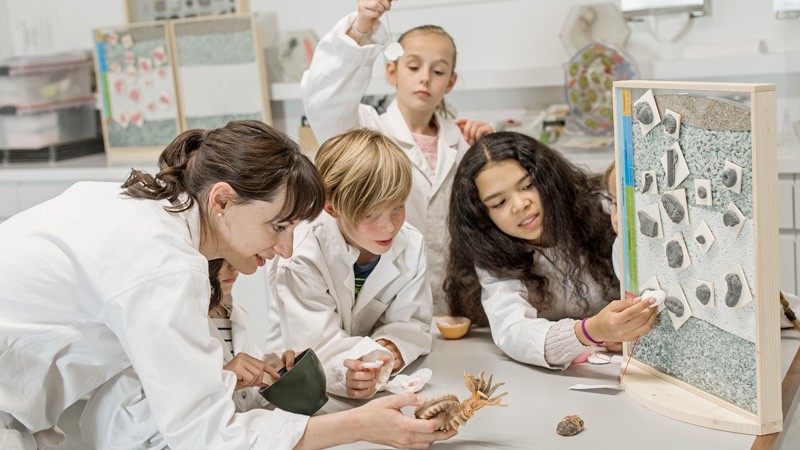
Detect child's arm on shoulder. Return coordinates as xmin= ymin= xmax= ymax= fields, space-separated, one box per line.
xmin=455 ymin=118 xmax=494 ymax=145
xmin=300 ymin=6 xmax=391 ymax=142
xmin=371 ymin=243 xmax=433 ymax=373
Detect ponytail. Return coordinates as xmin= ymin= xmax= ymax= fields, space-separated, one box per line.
xmin=120 ymin=120 xmax=325 ymax=224
xmin=122 ymin=129 xmax=205 ymax=212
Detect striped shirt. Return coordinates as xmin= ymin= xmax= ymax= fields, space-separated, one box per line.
xmin=353 ymin=256 xmax=381 ymax=297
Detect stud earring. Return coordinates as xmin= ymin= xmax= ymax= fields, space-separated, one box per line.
xmin=217 ymin=212 xmax=222 ymax=218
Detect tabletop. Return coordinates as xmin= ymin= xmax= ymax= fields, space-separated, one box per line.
xmin=323 ymin=327 xmax=800 ymax=450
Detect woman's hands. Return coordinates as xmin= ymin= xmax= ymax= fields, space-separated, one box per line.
xmin=298 ymin=393 xmax=457 ymax=449
xmin=349 ymin=0 xmax=395 ymax=42
xmin=576 ymin=296 xmax=658 ymax=345
xmin=343 ymin=355 xmax=391 ymax=399
xmin=351 ymin=394 xmax=458 ymax=449
xmin=455 ymin=118 xmax=494 ymax=145
xmin=223 ymin=353 xmax=281 ymax=390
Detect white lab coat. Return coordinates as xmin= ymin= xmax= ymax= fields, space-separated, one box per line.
xmin=266 ymin=213 xmax=433 ymax=398
xmin=477 ymin=249 xmax=613 ymax=369
xmin=79 ymin=305 xmax=272 ymax=449
xmin=302 ymin=12 xmax=470 ymax=313
xmin=0 ymin=182 xmax=308 ymax=449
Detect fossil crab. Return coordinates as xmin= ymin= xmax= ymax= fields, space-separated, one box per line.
xmin=414 ymin=371 xmax=508 ymax=431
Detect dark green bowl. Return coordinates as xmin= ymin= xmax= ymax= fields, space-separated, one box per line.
xmin=259 ymin=348 xmax=328 ymax=416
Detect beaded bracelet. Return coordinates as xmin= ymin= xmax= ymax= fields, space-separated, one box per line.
xmin=581 ymin=317 xmax=605 ymax=345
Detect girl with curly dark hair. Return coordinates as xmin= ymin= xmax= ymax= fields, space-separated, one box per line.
xmin=444 ymin=132 xmax=656 ymax=368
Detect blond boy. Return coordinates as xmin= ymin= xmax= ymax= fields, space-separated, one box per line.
xmin=266 ymin=128 xmax=432 ymax=399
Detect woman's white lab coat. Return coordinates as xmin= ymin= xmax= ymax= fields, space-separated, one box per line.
xmin=266 ymin=212 xmax=433 ymax=398
xmin=0 ymin=182 xmax=308 ymax=449
xmin=79 ymin=305 xmax=271 ymax=449
xmin=301 ymin=12 xmax=470 ymax=313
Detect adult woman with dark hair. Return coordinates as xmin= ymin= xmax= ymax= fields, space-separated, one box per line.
xmin=444 ymin=131 xmax=657 ymax=369
xmin=0 ymin=120 xmax=453 ymax=449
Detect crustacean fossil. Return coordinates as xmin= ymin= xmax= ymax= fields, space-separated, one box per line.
xmin=414 ymin=371 xmax=508 ymax=431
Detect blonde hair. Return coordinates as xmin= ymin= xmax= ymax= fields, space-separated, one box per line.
xmin=315 ymin=128 xmax=412 ymax=226
xmin=603 ymin=162 xmax=616 ymax=192
xmin=396 ymin=25 xmax=458 ymax=119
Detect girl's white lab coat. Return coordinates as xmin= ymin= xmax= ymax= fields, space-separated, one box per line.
xmin=302 ymin=12 xmax=470 ymax=313
xmin=266 ymin=212 xmax=433 ymax=398
xmin=80 ymin=305 xmax=271 ymax=449
xmin=477 ymin=249 xmax=613 ymax=369
xmin=0 ymin=182 xmax=308 ymax=449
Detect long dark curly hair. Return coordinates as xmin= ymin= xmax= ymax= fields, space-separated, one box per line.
xmin=444 ymin=132 xmax=618 ymax=325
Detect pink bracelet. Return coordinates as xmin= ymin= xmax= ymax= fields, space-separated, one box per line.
xmin=581 ymin=317 xmax=605 ymax=345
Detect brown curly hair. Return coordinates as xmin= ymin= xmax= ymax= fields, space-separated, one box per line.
xmin=444 ymin=132 xmax=618 ymax=325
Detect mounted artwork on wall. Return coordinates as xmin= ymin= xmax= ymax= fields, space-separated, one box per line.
xmin=125 ymin=0 xmax=250 ymax=23
xmin=93 ymin=22 xmax=181 ymax=164
xmin=613 ymin=80 xmax=780 ymax=435
xmin=170 ymin=14 xmax=271 ymax=131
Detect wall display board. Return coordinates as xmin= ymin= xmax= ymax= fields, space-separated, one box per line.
xmin=93 ymin=22 xmax=181 ymax=164
xmin=126 ymin=0 xmax=249 ymax=23
xmin=613 ymin=80 xmax=781 ymax=435
xmin=170 ymin=14 xmax=271 ymax=131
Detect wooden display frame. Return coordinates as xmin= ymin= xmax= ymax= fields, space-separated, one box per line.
xmin=613 ymin=80 xmax=781 ymax=435
xmin=169 ymin=13 xmax=271 ymax=132
xmin=93 ymin=22 xmax=182 ymax=165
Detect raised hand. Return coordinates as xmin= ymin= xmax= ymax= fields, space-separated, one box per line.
xmin=455 ymin=118 xmax=494 ymax=145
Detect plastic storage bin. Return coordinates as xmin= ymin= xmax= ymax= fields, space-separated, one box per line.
xmin=0 ymin=97 xmax=98 ymax=149
xmin=0 ymin=52 xmax=93 ymax=109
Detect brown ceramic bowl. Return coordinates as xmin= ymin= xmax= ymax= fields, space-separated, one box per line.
xmin=435 ymin=316 xmax=471 ymax=339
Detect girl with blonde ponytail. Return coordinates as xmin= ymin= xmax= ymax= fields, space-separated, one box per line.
xmin=0 ymin=120 xmax=455 ymax=449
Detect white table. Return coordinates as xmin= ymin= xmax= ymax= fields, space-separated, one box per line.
xmin=54 ymin=327 xmax=800 ymax=450
xmin=322 ymin=327 xmax=800 ymax=450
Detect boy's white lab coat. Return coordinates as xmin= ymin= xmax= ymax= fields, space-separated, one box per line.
xmin=0 ymin=182 xmax=308 ymax=449
xmin=302 ymin=12 xmax=470 ymax=313
xmin=266 ymin=213 xmax=433 ymax=398
xmin=80 ymin=305 xmax=271 ymax=449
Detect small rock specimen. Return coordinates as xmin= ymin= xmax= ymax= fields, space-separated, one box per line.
xmin=661 ymin=193 xmax=685 ymax=223
xmin=721 ymin=168 xmax=738 ymax=188
xmin=696 ymin=235 xmax=706 ymax=245
xmin=723 ymin=210 xmax=740 ymax=228
xmin=725 ymin=273 xmax=743 ymax=307
xmin=635 ymin=102 xmax=654 ymax=125
xmin=556 ymin=415 xmax=584 ymax=436
xmin=642 ymin=172 xmax=654 ymax=193
xmin=638 ymin=210 xmax=659 ymax=237
xmin=666 ymin=240 xmax=684 ymax=268
xmin=662 ymin=114 xmax=677 ymax=134
xmin=667 ymin=148 xmax=676 ymax=187
xmin=665 ymin=296 xmax=685 ymax=317
xmin=696 ymin=284 xmax=711 ymax=305
xmin=697 ymin=186 xmax=707 ymax=199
